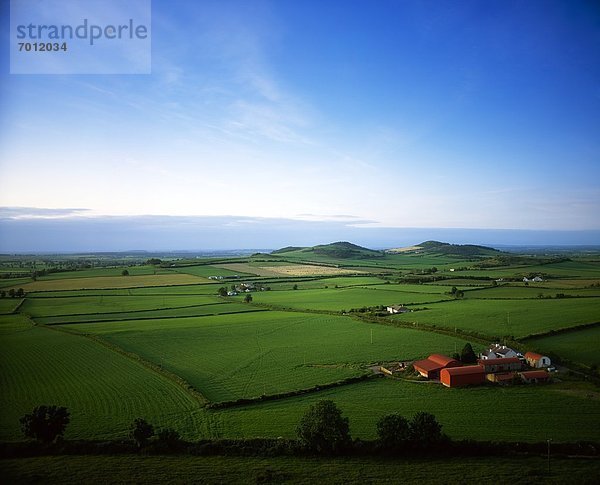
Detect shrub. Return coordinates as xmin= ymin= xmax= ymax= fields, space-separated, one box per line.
xmin=296 ymin=400 xmax=351 ymax=454
xmin=130 ymin=418 xmax=154 ymax=448
xmin=20 ymin=405 xmax=70 ymax=443
xmin=376 ymin=413 xmax=411 ymax=449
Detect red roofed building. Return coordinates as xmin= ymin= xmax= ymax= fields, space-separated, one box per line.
xmin=413 ymin=354 xmax=461 ymax=379
xmin=524 ymin=352 xmax=551 ymax=368
xmin=477 ymin=357 xmax=522 ymax=373
xmin=520 ymin=370 xmax=551 ymax=384
xmin=440 ymin=366 xmax=486 ymax=387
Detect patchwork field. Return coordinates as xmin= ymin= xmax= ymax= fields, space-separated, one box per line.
xmin=213 ymin=263 xmax=363 ymax=277
xmin=64 ymin=312 xmax=475 ymax=402
xmin=13 ymin=273 xmax=207 ymax=292
xmin=1 ymin=246 xmax=600 ymax=447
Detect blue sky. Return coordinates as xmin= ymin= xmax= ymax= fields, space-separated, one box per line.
xmin=0 ymin=0 xmax=599 ymax=250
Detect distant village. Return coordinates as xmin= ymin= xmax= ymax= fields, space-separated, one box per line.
xmin=381 ymin=343 xmax=554 ymax=388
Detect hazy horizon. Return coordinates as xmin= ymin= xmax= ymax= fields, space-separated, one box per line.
xmin=1 ymin=208 xmax=598 ymax=253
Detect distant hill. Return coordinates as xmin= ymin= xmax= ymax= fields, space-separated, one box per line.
xmin=387 ymin=240 xmax=500 ymax=257
xmin=271 ymin=241 xmax=384 ymax=259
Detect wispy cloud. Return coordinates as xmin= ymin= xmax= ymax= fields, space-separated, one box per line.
xmin=0 ymin=207 xmax=90 ymax=220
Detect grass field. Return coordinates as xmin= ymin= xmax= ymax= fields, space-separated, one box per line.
xmin=3 ymin=247 xmax=600 ymax=450
xmin=214 ymin=377 xmax=600 ymax=442
xmin=392 ymin=298 xmax=600 ymax=338
xmin=64 ymin=311 xmax=476 ymax=403
xmin=22 ymin=294 xmax=222 ymax=318
xmin=0 ymin=314 xmax=205 ymax=441
xmin=14 ymin=274 xmax=207 ymax=292
xmin=3 ymin=455 xmax=599 ymax=484
xmin=214 ymin=262 xmax=362 ymax=277
xmin=248 ymin=286 xmax=451 ymax=311
xmin=527 ymin=326 xmax=600 ymax=367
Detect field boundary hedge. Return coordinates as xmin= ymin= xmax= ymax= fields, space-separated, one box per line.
xmin=520 ymin=321 xmax=600 ymax=341
xmin=206 ymin=374 xmax=377 ymax=410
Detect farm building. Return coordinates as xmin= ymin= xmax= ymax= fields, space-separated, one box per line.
xmin=520 ymin=370 xmax=551 ymax=384
xmin=524 ymin=352 xmax=551 ymax=368
xmin=480 ymin=343 xmax=519 ymax=360
xmin=486 ymin=372 xmax=516 ymax=385
xmin=477 ymin=357 xmax=522 ymax=373
xmin=414 ymin=354 xmax=461 ymax=379
xmin=440 ymin=366 xmax=486 ymax=388
xmin=387 ymin=305 xmax=410 ymax=314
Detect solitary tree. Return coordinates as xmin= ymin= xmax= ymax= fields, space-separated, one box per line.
xmin=15 ymin=288 xmax=24 ymax=298
xmin=410 ymin=412 xmax=442 ymax=447
xmin=460 ymin=343 xmax=478 ymax=364
xmin=20 ymin=405 xmax=70 ymax=443
xmin=297 ymin=400 xmax=351 ymax=454
xmin=8 ymin=288 xmax=15 ymax=298
xmin=293 ymin=284 xmax=298 ymax=290
xmin=218 ymin=287 xmax=228 ymax=297
xmin=121 ymin=269 xmax=130 ymax=276
xmin=130 ymin=418 xmax=154 ymax=448
xmin=376 ymin=413 xmax=411 ymax=449
xmin=244 ymin=294 xmax=253 ymax=303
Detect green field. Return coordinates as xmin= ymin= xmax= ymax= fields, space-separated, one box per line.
xmin=64 ymin=311 xmax=475 ymax=402
xmin=3 ymin=455 xmax=599 ymax=484
xmin=2 ymin=246 xmax=600 ymax=448
xmin=392 ymin=298 xmax=600 ymax=338
xmin=0 ymin=315 xmax=204 ymax=441
xmin=248 ymin=286 xmax=451 ymax=311
xmin=527 ymin=326 xmax=600 ymax=367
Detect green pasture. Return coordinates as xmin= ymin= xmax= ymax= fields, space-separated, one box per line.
xmin=173 ymin=264 xmax=255 ymax=278
xmin=214 ymin=377 xmax=600 ymax=443
xmin=65 ymin=311 xmax=476 ymax=403
xmin=464 ymin=285 xmax=600 ymax=299
xmin=35 ymin=302 xmax=262 ymax=325
xmin=0 ymin=298 xmax=22 ymax=314
xmin=266 ymin=276 xmax=386 ymax=291
xmin=22 ymin=294 xmax=221 ymax=317
xmin=35 ymin=265 xmax=167 ymax=280
xmin=392 ymin=298 xmax=600 ymax=338
xmin=248 ymin=287 xmax=451 ymax=311
xmin=3 ymin=455 xmax=600 ymax=484
xmin=0 ymin=314 xmax=204 ymax=441
xmin=526 ymin=326 xmax=600 ymax=367
xmin=27 ymin=283 xmax=223 ymax=298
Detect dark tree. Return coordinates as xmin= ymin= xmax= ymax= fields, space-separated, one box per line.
xmin=8 ymin=288 xmax=15 ymax=298
xmin=244 ymin=294 xmax=253 ymax=303
xmin=0 ymin=290 xmax=5 ymax=298
xmin=146 ymin=258 xmax=162 ymax=265
xmin=410 ymin=412 xmax=442 ymax=447
xmin=450 ymin=286 xmax=457 ymax=295
xmin=460 ymin=343 xmax=478 ymax=364
xmin=130 ymin=418 xmax=154 ymax=448
xmin=20 ymin=405 xmax=70 ymax=443
xmin=293 ymin=284 xmax=298 ymax=290
xmin=121 ymin=269 xmax=130 ymax=276
xmin=156 ymin=428 xmax=182 ymax=451
xmin=218 ymin=287 xmax=228 ymax=297
xmin=296 ymin=400 xmax=351 ymax=454
xmin=15 ymin=288 xmax=25 ymax=298
xmin=376 ymin=413 xmax=411 ymax=449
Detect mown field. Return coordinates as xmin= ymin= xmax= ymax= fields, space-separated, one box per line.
xmin=0 ymin=315 xmax=205 ymax=441
xmin=1 ymin=247 xmax=600 ymax=447
xmin=64 ymin=311 xmax=476 ymax=402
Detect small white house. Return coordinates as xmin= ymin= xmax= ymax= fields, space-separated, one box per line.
xmin=387 ymin=305 xmax=410 ymax=314
xmin=480 ymin=343 xmax=519 ymax=360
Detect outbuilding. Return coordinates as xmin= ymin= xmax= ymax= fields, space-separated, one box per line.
xmin=440 ymin=366 xmax=486 ymax=388
xmin=520 ymin=370 xmax=550 ymax=384
xmin=477 ymin=357 xmax=522 ymax=373
xmin=524 ymin=352 xmax=551 ymax=368
xmin=414 ymin=354 xmax=461 ymax=379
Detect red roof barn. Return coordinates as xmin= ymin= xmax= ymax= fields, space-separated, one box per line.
xmin=440 ymin=366 xmax=486 ymax=388
xmin=520 ymin=370 xmax=551 ymax=384
xmin=414 ymin=354 xmax=461 ymax=379
xmin=477 ymin=357 xmax=522 ymax=373
xmin=524 ymin=352 xmax=551 ymax=368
